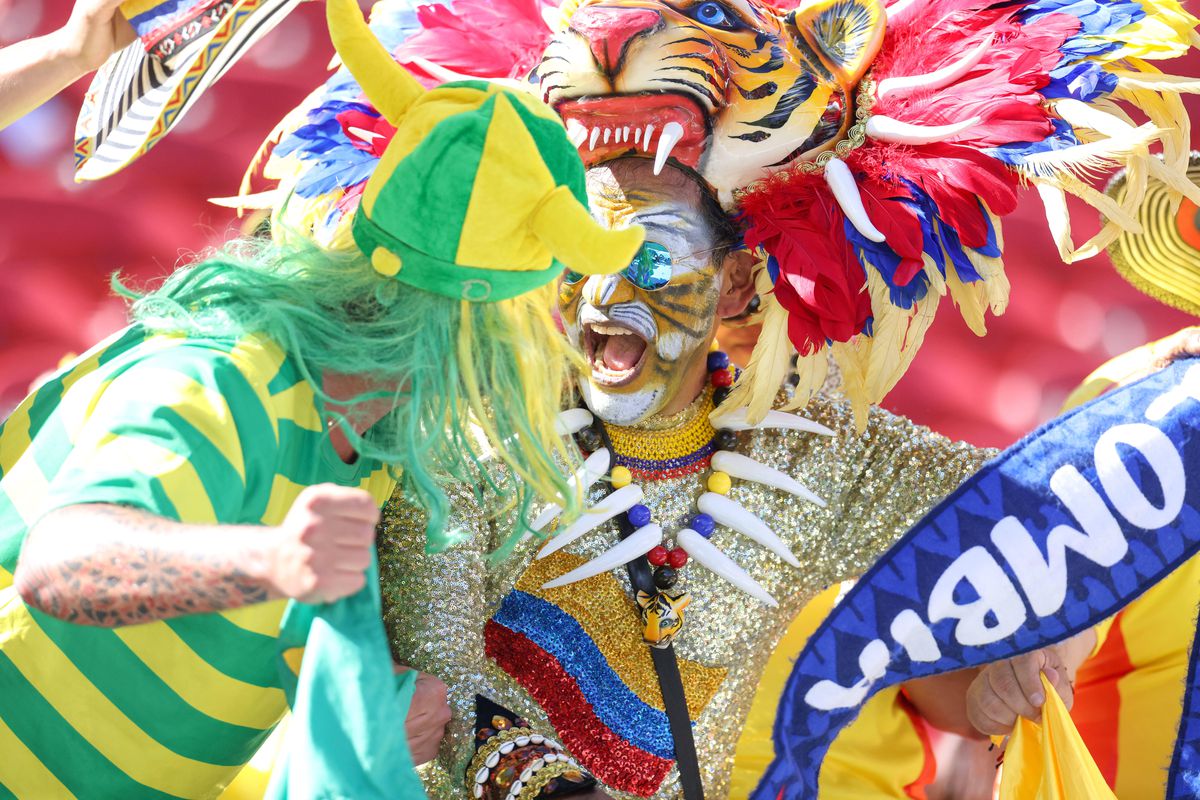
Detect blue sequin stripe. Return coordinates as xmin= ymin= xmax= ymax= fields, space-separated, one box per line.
xmin=492 ymin=591 xmax=677 ymax=759
xmin=613 ymin=440 xmax=716 ymax=474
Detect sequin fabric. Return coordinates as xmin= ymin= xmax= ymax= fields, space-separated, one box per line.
xmin=604 ymin=385 xmax=718 ymax=479
xmin=377 ymin=390 xmax=993 ymax=799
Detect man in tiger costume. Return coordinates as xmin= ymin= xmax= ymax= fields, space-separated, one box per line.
xmin=374 ymin=154 xmax=997 ymax=800
xmin=364 ymin=1 xmax=1199 ymax=797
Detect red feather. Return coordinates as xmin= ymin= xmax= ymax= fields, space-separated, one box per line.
xmin=395 ymin=0 xmax=554 ymax=81
xmin=740 ymin=175 xmax=871 ymax=352
xmin=873 ymin=2 xmax=1080 ymax=149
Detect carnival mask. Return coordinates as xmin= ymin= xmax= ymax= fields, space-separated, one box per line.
xmin=540 ymin=0 xmax=885 ymax=203
xmin=560 ymin=159 xmax=732 ymax=425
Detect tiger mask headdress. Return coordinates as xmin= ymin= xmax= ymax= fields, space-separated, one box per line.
xmin=540 ymin=0 xmax=886 ymax=203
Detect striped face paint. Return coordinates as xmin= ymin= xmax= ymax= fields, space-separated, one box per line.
xmin=559 ymin=161 xmax=722 ymax=425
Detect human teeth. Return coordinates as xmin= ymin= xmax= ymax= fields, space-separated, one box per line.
xmin=588 ymin=127 xmax=601 ymax=150
xmin=590 ymin=323 xmax=634 ymax=336
xmin=603 ymin=128 xmax=611 ymax=144
xmin=654 ymin=121 xmax=684 ymax=175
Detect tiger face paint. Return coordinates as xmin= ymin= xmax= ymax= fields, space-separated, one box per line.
xmin=540 ymin=0 xmax=885 ymax=203
xmin=559 ymin=160 xmax=724 ymax=425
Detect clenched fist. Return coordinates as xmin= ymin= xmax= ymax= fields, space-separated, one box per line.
xmin=265 ymin=484 xmax=380 ymax=603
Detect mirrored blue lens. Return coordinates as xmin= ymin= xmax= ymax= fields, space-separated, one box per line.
xmin=562 ymin=269 xmax=585 ymax=284
xmin=623 ymin=243 xmax=673 ymax=291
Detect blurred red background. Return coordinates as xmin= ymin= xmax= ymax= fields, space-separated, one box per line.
xmin=0 ymin=0 xmax=1197 ymax=447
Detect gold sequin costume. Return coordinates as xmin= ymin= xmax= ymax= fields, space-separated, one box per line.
xmin=377 ymin=390 xmax=991 ymax=799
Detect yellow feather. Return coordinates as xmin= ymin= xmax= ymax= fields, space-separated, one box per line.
xmin=1016 ymin=124 xmax=1164 ymax=183
xmin=719 ymin=262 xmax=796 ymax=424
xmin=945 ymin=269 xmax=988 ymax=336
xmin=781 ymin=353 xmax=830 ymax=413
xmin=1147 ymin=156 xmax=1200 ymax=206
xmin=1126 ymin=59 xmax=1193 ymax=177
xmin=831 ymin=341 xmax=871 ymax=432
xmin=861 ymin=269 xmax=938 ymax=402
xmin=1035 ymin=183 xmax=1075 ymax=263
xmin=922 ymin=254 xmax=947 ymax=297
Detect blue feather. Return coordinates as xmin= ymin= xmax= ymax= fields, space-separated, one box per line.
xmin=843 ymin=219 xmax=930 ymax=309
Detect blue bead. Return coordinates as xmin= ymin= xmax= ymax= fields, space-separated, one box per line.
xmin=691 ymin=513 xmax=714 ymax=537
xmin=706 ymin=351 xmax=729 ymax=372
xmin=628 ymin=504 xmax=652 ymax=528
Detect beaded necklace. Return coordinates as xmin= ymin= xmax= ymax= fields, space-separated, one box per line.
xmin=540 ymin=349 xmax=833 ymax=647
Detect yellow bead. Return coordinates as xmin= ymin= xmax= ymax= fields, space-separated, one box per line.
xmin=709 ymin=339 xmax=722 ymax=352
xmin=611 ymin=466 xmax=632 ymax=488
xmin=707 ymin=471 xmax=732 ymax=495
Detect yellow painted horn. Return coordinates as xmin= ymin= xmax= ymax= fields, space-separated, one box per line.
xmin=529 ymin=186 xmax=645 ymax=275
xmin=326 ymin=0 xmax=424 ymax=125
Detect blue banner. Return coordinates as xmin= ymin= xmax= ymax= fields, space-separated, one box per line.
xmin=753 ymin=359 xmax=1200 ymax=799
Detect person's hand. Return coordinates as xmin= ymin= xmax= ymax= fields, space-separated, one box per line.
xmin=53 ymin=0 xmax=136 ymax=74
xmin=965 ymin=645 xmax=1074 ymax=735
xmin=265 ymin=484 xmax=380 ymax=603
xmin=395 ymin=666 xmax=452 ymax=765
xmin=1148 ymin=326 xmax=1200 ymax=369
xmin=1113 ymin=326 xmax=1200 ymax=388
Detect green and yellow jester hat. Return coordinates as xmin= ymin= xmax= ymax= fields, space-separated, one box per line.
xmin=327 ymin=0 xmax=643 ymax=302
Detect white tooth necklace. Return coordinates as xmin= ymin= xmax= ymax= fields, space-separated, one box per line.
xmin=541 ymin=350 xmax=832 ymax=647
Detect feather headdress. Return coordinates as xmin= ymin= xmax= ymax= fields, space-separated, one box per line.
xmin=233 ymin=0 xmax=1200 ymax=427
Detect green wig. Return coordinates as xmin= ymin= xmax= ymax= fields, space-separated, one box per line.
xmin=118 ymin=236 xmax=584 ymax=555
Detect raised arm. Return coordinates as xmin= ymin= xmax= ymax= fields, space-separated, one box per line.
xmin=14 ymin=483 xmax=379 ymax=627
xmin=0 ymin=0 xmax=134 ymax=130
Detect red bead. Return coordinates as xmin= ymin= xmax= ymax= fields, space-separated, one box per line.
xmin=667 ymin=548 xmax=689 ymax=568
xmin=647 ymin=546 xmax=669 ymax=567
xmin=710 ymin=369 xmax=733 ymax=388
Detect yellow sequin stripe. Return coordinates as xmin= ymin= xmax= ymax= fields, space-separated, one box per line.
xmin=516 ymin=552 xmax=726 ymax=717
xmin=603 ymin=390 xmax=717 ymax=463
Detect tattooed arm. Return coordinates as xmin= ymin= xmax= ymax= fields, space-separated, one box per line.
xmin=14 ymin=483 xmax=380 ymax=627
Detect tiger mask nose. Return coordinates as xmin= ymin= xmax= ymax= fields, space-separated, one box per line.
xmin=571 ymin=6 xmax=663 ymax=74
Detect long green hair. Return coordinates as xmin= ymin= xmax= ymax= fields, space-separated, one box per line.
xmin=118 ymin=236 xmax=582 ymax=555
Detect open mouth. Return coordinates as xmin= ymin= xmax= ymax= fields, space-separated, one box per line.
xmin=583 ymin=320 xmax=650 ymax=387
xmin=557 ymin=94 xmax=708 ymax=172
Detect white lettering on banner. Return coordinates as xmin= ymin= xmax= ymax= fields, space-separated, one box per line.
xmin=991 ymin=468 xmax=1127 ymax=617
xmin=803 ymin=366 xmax=1198 ymax=712
xmin=928 ymin=547 xmax=1026 ymax=646
xmin=1095 ymin=423 xmax=1186 ymax=529
xmin=804 ymin=639 xmax=889 ymax=710
xmin=1145 ymin=363 xmax=1200 ymax=422
xmin=890 ymin=609 xmax=941 ymax=662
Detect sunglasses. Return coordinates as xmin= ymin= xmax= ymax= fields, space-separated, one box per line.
xmin=563 ymin=242 xmax=674 ymax=291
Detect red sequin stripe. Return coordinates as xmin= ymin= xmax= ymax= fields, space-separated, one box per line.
xmin=484 ymin=620 xmax=672 ymax=797
xmin=629 ymin=456 xmax=713 ymax=482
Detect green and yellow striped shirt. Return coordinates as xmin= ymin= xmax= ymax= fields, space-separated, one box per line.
xmin=0 ymin=325 xmax=396 ymax=799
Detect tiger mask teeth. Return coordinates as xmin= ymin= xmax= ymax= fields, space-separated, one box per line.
xmin=555 ymin=94 xmax=707 ymax=170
